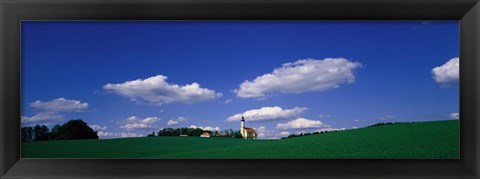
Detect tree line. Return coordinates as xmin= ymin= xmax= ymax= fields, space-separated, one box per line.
xmin=21 ymin=119 xmax=98 ymax=142
xmin=367 ymin=121 xmax=415 ymax=128
xmin=282 ymin=130 xmax=343 ymax=139
xmin=148 ymin=127 xmax=243 ymax=138
xmin=281 ymin=121 xmax=417 ymax=139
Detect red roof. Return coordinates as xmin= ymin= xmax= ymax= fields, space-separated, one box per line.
xmin=201 ymin=132 xmax=210 ymax=136
xmin=244 ymin=128 xmax=256 ymax=133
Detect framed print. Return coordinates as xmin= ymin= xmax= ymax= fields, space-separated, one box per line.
xmin=1 ymin=0 xmax=479 ymax=178
xmin=19 ymin=20 xmax=460 ymax=159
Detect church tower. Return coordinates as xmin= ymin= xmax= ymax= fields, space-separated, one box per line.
xmin=240 ymin=116 xmax=245 ymax=137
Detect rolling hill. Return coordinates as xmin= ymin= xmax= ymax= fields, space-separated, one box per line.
xmin=22 ymin=120 xmax=459 ymax=158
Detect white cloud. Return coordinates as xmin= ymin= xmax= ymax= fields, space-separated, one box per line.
xmin=203 ymin=126 xmax=221 ymax=131
xmin=255 ymin=126 xmax=268 ymax=138
xmin=167 ymin=120 xmax=179 ymax=126
xmin=234 ymin=58 xmax=362 ymax=98
xmin=278 ymin=131 xmax=291 ymax=136
xmin=167 ymin=117 xmax=187 ymax=126
xmin=120 ymin=116 xmax=160 ymax=131
xmin=23 ymin=98 xmax=89 ymax=126
xmin=21 ymin=112 xmax=64 ymax=124
xmin=97 ymin=131 xmax=143 ymax=138
xmin=90 ymin=124 xmax=107 ymax=131
xmin=254 ymin=126 xmax=290 ymax=139
xmin=97 ymin=131 xmax=116 ymax=137
xmin=189 ymin=125 xmax=221 ymax=131
xmin=432 ymin=57 xmax=459 ymax=86
xmin=276 ymin=118 xmax=327 ymax=130
xmin=103 ymin=75 xmax=222 ymax=105
xmin=255 ymin=122 xmax=343 ymax=139
xmin=120 ymin=132 xmax=143 ymax=138
xmin=378 ymin=115 xmax=395 ymax=120
xmin=450 ymin=112 xmax=459 ymax=119
xmin=224 ymin=99 xmax=232 ymax=104
xmin=30 ymin=98 xmax=89 ymax=112
xmin=225 ymin=106 xmax=306 ymax=122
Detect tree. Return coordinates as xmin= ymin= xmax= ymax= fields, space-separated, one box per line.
xmin=49 ymin=124 xmax=62 ymax=140
xmin=157 ymin=127 xmax=207 ymax=136
xmin=33 ymin=125 xmax=49 ymax=141
xmin=233 ymin=130 xmax=243 ymax=138
xmin=21 ymin=126 xmax=33 ymax=142
xmin=190 ymin=128 xmax=204 ymax=136
xmin=54 ymin=119 xmax=98 ymax=140
xmin=147 ymin=131 xmax=155 ymax=137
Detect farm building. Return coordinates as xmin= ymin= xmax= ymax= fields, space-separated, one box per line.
xmin=240 ymin=116 xmax=257 ymax=139
xmin=200 ymin=132 xmax=210 ymax=137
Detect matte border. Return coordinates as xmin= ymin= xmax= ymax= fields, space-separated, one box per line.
xmin=1 ymin=0 xmax=479 ymax=178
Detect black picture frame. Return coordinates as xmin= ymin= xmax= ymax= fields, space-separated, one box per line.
xmin=1 ymin=0 xmax=479 ymax=178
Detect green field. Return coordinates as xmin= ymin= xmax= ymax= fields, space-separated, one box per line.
xmin=22 ymin=120 xmax=459 ymax=158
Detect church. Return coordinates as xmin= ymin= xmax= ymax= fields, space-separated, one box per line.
xmin=240 ymin=116 xmax=257 ymax=139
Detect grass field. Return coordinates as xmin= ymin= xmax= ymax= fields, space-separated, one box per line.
xmin=22 ymin=120 xmax=459 ymax=158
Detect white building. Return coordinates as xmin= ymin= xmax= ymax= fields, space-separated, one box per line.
xmin=200 ymin=132 xmax=210 ymax=137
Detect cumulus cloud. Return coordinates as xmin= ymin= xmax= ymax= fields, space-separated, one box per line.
xmin=22 ymin=98 xmax=89 ymax=126
xmin=167 ymin=120 xmax=179 ymax=126
xmin=167 ymin=117 xmax=187 ymax=126
xmin=103 ymin=75 xmax=222 ymax=105
xmin=97 ymin=131 xmax=143 ymax=138
xmin=255 ymin=126 xmax=274 ymax=138
xmin=120 ymin=132 xmax=143 ymax=138
xmin=30 ymin=98 xmax=89 ymax=112
xmin=254 ymin=121 xmax=343 ymax=139
xmin=234 ymin=58 xmax=362 ymax=98
xmin=89 ymin=124 xmax=107 ymax=131
xmin=432 ymin=57 xmax=459 ymax=86
xmin=276 ymin=118 xmax=327 ymax=130
xmin=97 ymin=131 xmax=116 ymax=137
xmin=450 ymin=112 xmax=459 ymax=119
xmin=120 ymin=116 xmax=160 ymax=131
xmin=189 ymin=125 xmax=221 ymax=131
xmin=254 ymin=126 xmax=291 ymax=139
xmin=225 ymin=106 xmax=306 ymax=122
xmin=21 ymin=112 xmax=64 ymax=124
xmin=277 ymin=131 xmax=290 ymax=136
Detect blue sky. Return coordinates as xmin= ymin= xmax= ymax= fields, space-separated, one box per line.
xmin=21 ymin=21 xmax=459 ymax=139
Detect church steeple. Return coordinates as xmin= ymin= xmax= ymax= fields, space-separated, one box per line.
xmin=241 ymin=116 xmax=245 ymax=129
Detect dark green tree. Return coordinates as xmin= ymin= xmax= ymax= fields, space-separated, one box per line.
xmin=233 ymin=130 xmax=243 ymax=139
xmin=49 ymin=124 xmax=62 ymax=140
xmin=21 ymin=126 xmax=33 ymax=142
xmin=147 ymin=131 xmax=156 ymax=137
xmin=54 ymin=119 xmax=98 ymax=140
xmin=33 ymin=125 xmax=49 ymax=141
